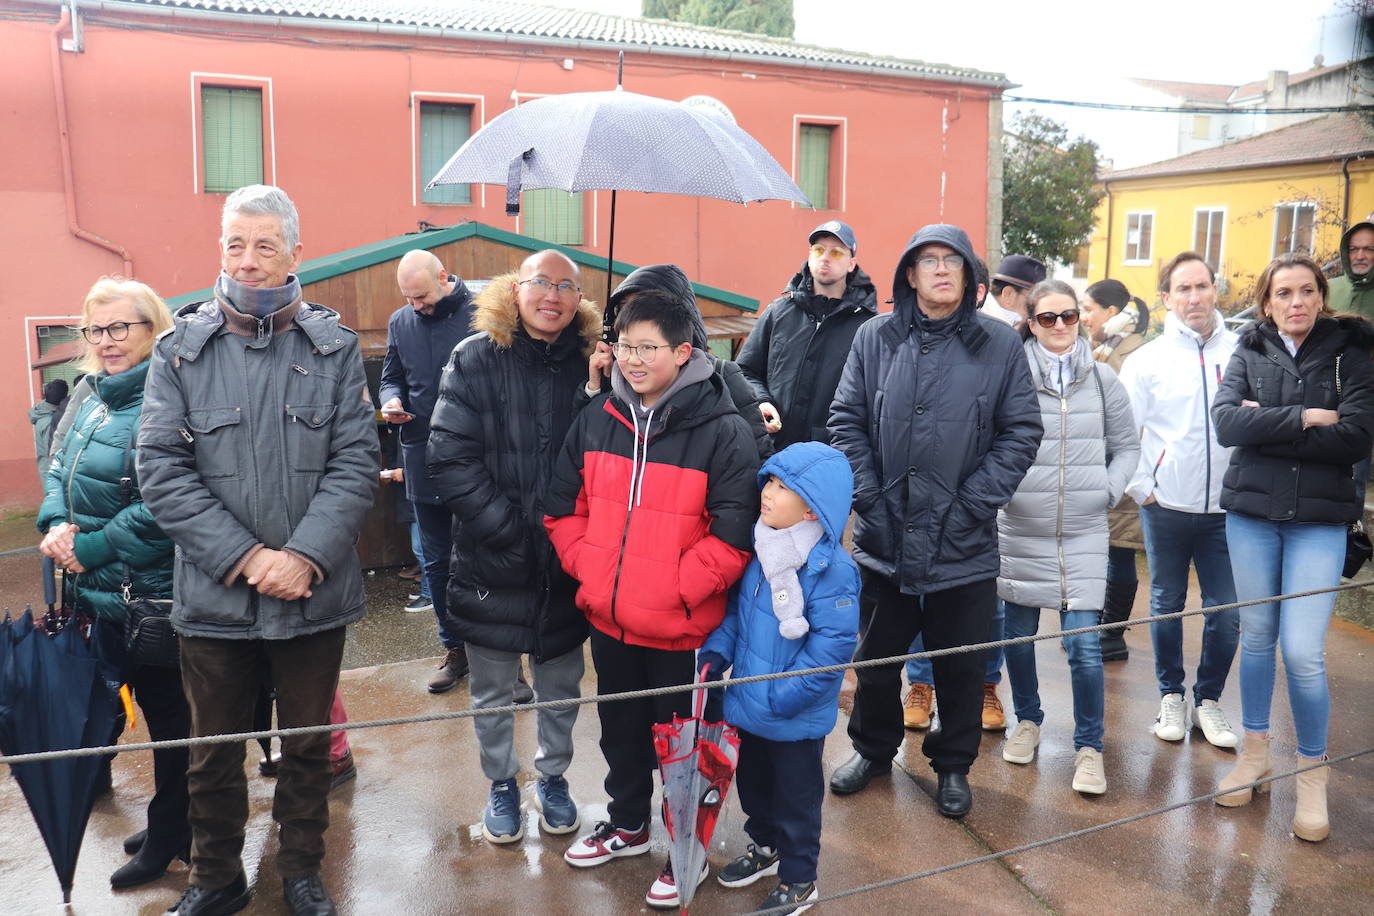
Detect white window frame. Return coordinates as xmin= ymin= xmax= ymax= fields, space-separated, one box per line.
xmin=411 ymin=91 xmax=486 ymax=208
xmin=790 ymin=115 xmax=847 ymax=211
xmin=1193 ymin=207 xmax=1227 ymax=273
xmin=1123 ymin=210 xmax=1155 ymax=265
xmin=190 ymin=72 xmax=275 ymax=195
xmin=1273 ymin=201 xmax=1317 ymax=256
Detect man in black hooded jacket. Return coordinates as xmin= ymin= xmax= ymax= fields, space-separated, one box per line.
xmin=826 ymin=223 xmax=1042 ymax=818
xmin=738 ymin=220 xmax=877 ymax=450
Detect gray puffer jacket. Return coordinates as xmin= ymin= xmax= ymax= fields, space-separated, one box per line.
xmin=137 ymin=298 xmax=380 ymax=639
xmin=997 ymin=338 xmax=1139 ymax=611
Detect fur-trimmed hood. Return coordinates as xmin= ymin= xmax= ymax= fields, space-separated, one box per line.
xmin=472 ymin=271 xmax=601 ymax=354
xmin=1239 ymin=314 xmax=1374 ymax=353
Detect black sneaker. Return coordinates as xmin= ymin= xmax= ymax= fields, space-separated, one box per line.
xmin=762 ymin=881 xmax=819 ymax=915
xmin=404 ymin=596 xmax=434 ymax=613
xmin=717 ymin=843 xmax=780 ymax=888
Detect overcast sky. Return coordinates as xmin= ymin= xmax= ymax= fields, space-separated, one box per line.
xmin=563 ymin=0 xmax=1367 ymax=167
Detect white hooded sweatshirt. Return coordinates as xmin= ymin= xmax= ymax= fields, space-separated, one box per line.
xmin=1118 ymin=310 xmax=1238 ymax=513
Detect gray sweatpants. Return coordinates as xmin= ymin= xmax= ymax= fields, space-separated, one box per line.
xmin=465 ymin=643 xmax=584 ymax=782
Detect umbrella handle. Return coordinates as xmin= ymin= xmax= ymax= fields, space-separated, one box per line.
xmin=692 ymin=665 xmax=708 ymax=721
xmin=43 ymin=555 xmax=56 ymax=610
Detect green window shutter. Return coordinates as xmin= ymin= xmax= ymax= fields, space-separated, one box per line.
xmin=201 ymin=86 xmax=263 ymax=193
xmin=797 ymin=124 xmax=833 ymax=209
xmin=522 ymin=189 xmax=584 ymax=246
xmin=420 ymin=102 xmax=473 ymax=205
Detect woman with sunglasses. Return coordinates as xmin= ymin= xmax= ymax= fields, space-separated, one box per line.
xmin=996 ymin=280 xmax=1139 ymax=795
xmin=37 ymin=277 xmax=190 ymax=889
xmin=1211 ymin=254 xmax=1374 ymax=842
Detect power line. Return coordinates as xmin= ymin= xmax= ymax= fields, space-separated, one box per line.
xmin=1005 ymin=95 xmax=1374 ymax=115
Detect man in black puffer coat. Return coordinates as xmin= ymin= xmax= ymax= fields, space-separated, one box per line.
xmin=426 ymin=249 xmax=596 ymax=844
xmin=826 ymin=223 xmax=1042 ymax=818
xmin=738 ymin=220 xmax=878 ymax=450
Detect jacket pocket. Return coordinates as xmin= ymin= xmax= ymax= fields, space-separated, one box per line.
xmin=284 ymin=404 xmax=337 ymax=473
xmin=185 ymin=407 xmax=243 ymax=479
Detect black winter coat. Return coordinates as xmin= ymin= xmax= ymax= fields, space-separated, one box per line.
xmin=609 ymin=264 xmax=772 ymax=460
xmin=827 ymin=224 xmax=1043 ymax=595
xmin=378 ymin=278 xmax=475 ymax=504
xmin=1214 ymin=317 xmax=1374 ymax=525
xmin=737 ymin=264 xmax=877 ymax=449
xmin=426 ymin=275 xmax=594 ymax=661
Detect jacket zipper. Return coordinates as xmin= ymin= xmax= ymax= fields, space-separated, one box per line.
xmin=1056 ymin=394 xmax=1069 ymax=604
xmin=1197 ymin=340 xmax=1214 ymax=513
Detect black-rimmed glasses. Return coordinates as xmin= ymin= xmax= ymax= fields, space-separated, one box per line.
xmin=77 ymin=321 xmax=152 ymax=343
xmin=611 ymin=342 xmax=670 ymax=363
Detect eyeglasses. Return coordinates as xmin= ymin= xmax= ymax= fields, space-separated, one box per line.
xmin=915 ymin=254 xmax=964 ymax=272
xmin=77 ymin=321 xmax=151 ymax=343
xmin=518 ymin=278 xmax=580 ymax=297
xmin=809 ymin=244 xmax=850 ymax=261
xmin=1033 ymin=309 xmax=1080 ymax=328
xmin=611 ymin=342 xmax=672 ymax=363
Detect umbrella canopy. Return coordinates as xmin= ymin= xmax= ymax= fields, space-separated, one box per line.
xmin=428 ymin=89 xmax=812 ymax=214
xmin=0 ymin=611 xmax=120 ymax=903
xmin=652 ymin=668 xmax=741 ymax=913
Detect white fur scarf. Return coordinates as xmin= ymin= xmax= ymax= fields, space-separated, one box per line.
xmin=752 ymin=519 xmax=824 ymax=639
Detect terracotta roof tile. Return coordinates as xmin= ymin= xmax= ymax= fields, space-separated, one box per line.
xmin=111 ymin=0 xmax=1005 ymax=84
xmin=1103 ymin=113 xmax=1374 ymax=181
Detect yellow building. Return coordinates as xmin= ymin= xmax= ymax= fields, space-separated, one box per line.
xmin=1085 ymin=114 xmax=1374 ymax=315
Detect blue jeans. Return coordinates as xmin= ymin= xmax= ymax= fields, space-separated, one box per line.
xmin=905 ymin=599 xmax=1004 ymax=686
xmin=409 ymin=520 xmax=431 ymax=600
xmin=414 ymin=501 xmax=461 ymax=651
xmin=1225 ymin=513 xmax=1344 ymax=758
xmin=1002 ymin=603 xmax=1104 ymax=752
xmin=1138 ymin=503 xmax=1239 ymax=704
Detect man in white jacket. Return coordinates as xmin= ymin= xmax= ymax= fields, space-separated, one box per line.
xmin=1119 ymin=251 xmax=1241 ymax=749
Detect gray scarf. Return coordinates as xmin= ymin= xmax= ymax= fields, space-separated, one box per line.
xmin=752 ymin=519 xmax=824 ymax=639
xmin=215 ymin=271 xmax=302 ymax=319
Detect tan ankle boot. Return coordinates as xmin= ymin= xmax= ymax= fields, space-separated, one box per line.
xmin=1215 ymin=732 xmax=1271 ymax=807
xmin=1292 ymin=756 xmax=1329 ymax=842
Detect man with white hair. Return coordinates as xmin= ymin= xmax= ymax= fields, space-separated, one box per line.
xmin=139 ymin=185 xmax=378 ymax=916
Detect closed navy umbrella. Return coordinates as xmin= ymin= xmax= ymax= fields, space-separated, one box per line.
xmin=427 ymin=86 xmax=810 ymax=326
xmin=0 ymin=610 xmax=121 ymax=903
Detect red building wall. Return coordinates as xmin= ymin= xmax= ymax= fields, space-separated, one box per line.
xmin=0 ymin=4 xmax=996 ymax=507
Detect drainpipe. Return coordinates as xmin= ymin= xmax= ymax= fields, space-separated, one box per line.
xmin=1102 ymin=179 xmax=1113 ymax=279
xmin=1342 ymin=156 xmax=1352 ymax=226
xmin=50 ymin=5 xmax=135 ymax=277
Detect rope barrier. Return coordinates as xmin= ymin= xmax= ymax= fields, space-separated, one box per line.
xmin=0 ymin=578 xmax=1370 ymax=766
xmin=743 ymin=746 xmax=1374 ymax=916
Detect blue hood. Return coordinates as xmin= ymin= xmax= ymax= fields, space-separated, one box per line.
xmin=758 ymin=441 xmax=853 ymax=565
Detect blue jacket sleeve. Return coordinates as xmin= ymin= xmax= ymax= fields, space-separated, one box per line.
xmin=767 ymin=563 xmax=860 ymax=719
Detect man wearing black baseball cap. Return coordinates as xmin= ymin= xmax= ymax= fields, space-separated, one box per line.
xmin=982 ymin=254 xmax=1047 ymax=327
xmin=738 ymin=220 xmax=877 ymax=449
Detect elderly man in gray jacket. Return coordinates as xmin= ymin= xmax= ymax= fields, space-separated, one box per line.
xmin=138 ymin=185 xmax=378 ymax=916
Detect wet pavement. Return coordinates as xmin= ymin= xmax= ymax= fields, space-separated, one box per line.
xmin=2 ymin=564 xmax=1373 ymax=915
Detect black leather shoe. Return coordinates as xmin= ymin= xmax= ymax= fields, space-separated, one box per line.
xmin=259 ymin=751 xmax=282 ymax=778
xmin=283 ymin=874 xmax=338 ymax=916
xmin=164 ymin=871 xmax=250 ymax=915
xmin=829 ymin=752 xmax=891 ymax=795
xmin=936 ymin=771 xmax=972 ymax=819
xmin=123 ymin=828 xmax=147 ymax=855
xmin=111 ymin=836 xmax=191 ymax=888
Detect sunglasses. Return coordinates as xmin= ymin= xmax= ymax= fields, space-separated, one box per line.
xmin=809 ymin=244 xmax=850 ymax=261
xmin=1033 ymin=309 xmax=1080 ymax=329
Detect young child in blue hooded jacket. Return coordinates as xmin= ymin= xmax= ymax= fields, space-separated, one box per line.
xmin=698 ymin=441 xmax=860 ymax=915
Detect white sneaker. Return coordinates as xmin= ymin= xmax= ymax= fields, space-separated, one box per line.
xmin=645 ymin=857 xmax=709 ymax=909
xmin=1194 ymin=699 xmax=1239 ymax=748
xmin=1072 ymin=747 xmax=1107 ymax=795
xmin=1152 ymin=694 xmax=1188 ymax=741
xmin=1002 ymin=720 xmax=1040 ymax=764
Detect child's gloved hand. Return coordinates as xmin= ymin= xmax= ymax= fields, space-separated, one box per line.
xmin=697 ymin=650 xmax=728 ymax=681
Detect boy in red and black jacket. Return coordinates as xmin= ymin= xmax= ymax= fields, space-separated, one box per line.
xmin=545 ymin=289 xmax=758 ymax=908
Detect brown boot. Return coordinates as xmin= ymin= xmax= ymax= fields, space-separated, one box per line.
xmin=427 ymin=648 xmax=470 ymax=694
xmin=1215 ymin=732 xmax=1272 ymax=806
xmin=981 ymin=682 xmax=1006 ymax=731
xmin=1292 ymin=755 xmax=1329 ymax=842
xmin=903 ymin=683 xmax=933 ymax=730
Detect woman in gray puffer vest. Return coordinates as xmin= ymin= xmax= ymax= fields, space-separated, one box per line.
xmin=996 ymin=281 xmax=1139 ymax=797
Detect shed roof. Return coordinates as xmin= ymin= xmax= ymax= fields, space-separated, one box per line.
xmin=1102 ymin=113 xmax=1374 ymax=181
xmin=90 ymin=0 xmax=1006 ymax=85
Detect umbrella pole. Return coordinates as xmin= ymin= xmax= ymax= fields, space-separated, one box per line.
xmin=604 ymin=188 xmax=618 ymax=336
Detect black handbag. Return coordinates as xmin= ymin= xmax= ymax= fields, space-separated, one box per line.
xmin=124 ymin=591 xmax=179 ymax=668
xmin=1336 ymin=355 xmax=1372 ymax=578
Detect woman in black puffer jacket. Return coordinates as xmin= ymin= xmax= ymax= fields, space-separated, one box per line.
xmin=1211 ymin=253 xmax=1374 ymax=843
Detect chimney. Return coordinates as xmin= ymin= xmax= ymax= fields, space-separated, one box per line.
xmin=1266 ymin=69 xmax=1289 ymax=103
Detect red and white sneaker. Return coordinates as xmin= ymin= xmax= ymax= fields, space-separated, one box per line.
xmin=645 ymin=857 xmax=710 ymax=909
xmin=562 ymin=821 xmax=650 ymax=868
